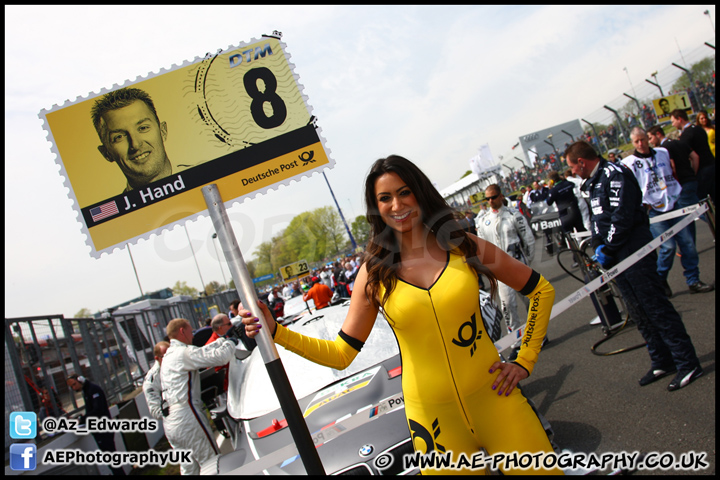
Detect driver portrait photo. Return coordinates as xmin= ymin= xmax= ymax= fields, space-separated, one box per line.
xmin=659 ymin=98 xmax=671 ymax=114
xmin=91 ymin=87 xmax=173 ymax=194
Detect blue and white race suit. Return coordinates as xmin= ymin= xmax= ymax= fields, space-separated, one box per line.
xmin=475 ymin=205 xmax=536 ymax=335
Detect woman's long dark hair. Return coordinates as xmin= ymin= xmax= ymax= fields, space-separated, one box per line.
xmin=363 ymin=155 xmax=498 ymax=311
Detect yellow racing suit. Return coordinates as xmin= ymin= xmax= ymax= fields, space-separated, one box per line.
xmin=273 ymin=252 xmax=559 ymax=475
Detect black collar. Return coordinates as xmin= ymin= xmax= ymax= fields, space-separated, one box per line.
xmin=633 ymin=148 xmax=656 ymax=159
xmin=583 ymin=158 xmax=607 ymax=192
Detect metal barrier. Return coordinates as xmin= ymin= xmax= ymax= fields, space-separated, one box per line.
xmin=4 ymin=315 xmax=138 ymax=457
xmin=4 ymin=290 xmax=245 ymax=458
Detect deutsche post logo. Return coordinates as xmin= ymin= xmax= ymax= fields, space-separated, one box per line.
xmin=452 ymin=313 xmax=483 ymax=356
xmin=408 ymin=417 xmax=446 ymax=454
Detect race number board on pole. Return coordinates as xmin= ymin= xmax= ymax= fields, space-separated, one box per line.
xmin=652 ymin=92 xmax=693 ymax=123
xmin=40 ymin=33 xmax=333 ymax=258
xmin=41 ymin=32 xmax=331 ymax=474
xmin=279 ymin=259 xmax=311 ymax=283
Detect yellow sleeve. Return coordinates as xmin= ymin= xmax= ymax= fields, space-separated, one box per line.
xmin=514 ymin=273 xmax=554 ymax=376
xmin=273 ymin=324 xmax=361 ymax=370
xmin=707 ymin=129 xmax=715 ymax=157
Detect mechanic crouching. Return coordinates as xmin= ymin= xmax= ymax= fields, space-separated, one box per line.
xmin=161 ymin=318 xmax=238 ymax=475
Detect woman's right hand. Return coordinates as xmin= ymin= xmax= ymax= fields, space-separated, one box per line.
xmin=240 ymin=300 xmax=276 ymax=338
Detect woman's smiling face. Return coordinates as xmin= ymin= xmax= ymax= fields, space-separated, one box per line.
xmin=374 ymin=172 xmax=422 ymax=235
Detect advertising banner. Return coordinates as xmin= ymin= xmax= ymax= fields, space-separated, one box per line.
xmin=40 ymin=35 xmax=333 ymax=258
xmin=253 ymin=273 xmax=275 ymax=284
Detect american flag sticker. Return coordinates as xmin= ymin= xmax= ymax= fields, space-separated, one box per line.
xmin=90 ymin=201 xmax=119 ymax=222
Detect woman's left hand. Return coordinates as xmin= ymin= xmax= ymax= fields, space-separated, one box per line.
xmin=489 ymin=361 xmax=528 ymax=396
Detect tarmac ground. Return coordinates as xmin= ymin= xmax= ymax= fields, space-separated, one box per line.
xmin=523 ymin=216 xmax=715 ymax=475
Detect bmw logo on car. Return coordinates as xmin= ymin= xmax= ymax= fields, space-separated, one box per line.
xmin=359 ymin=444 xmax=374 ymax=457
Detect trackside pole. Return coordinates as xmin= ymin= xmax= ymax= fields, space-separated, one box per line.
xmin=202 ymin=184 xmax=326 ymax=475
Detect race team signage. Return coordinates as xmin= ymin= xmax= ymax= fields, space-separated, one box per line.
xmin=279 ymin=259 xmax=311 ymax=283
xmin=40 ymin=34 xmax=333 ymax=258
xmin=469 ymin=192 xmax=484 ymax=206
xmin=652 ymin=92 xmax=693 ymax=123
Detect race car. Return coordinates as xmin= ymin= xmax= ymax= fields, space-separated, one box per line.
xmin=529 ymin=201 xmax=566 ymax=255
xmin=202 ymin=300 xmax=416 ymax=475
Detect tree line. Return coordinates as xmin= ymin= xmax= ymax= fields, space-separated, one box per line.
xmin=172 ymin=207 xmax=371 ymax=298
xmin=251 ymin=206 xmax=370 ymax=280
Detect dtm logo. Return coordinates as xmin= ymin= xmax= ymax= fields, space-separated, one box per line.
xmin=228 ymin=43 xmax=273 ymax=68
xmin=408 ymin=418 xmax=446 ymax=454
xmin=452 ymin=313 xmax=483 ymax=356
xmin=10 ymin=444 xmax=36 ymax=471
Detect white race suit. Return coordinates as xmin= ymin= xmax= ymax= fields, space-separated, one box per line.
xmin=161 ymin=337 xmax=236 ymax=475
xmin=143 ymin=361 xmax=163 ymax=421
xmin=475 ymin=205 xmax=536 ymax=336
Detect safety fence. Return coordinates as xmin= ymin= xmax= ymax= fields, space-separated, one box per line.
xmin=569 ymin=42 xmax=714 ymax=153
xmin=4 ymin=314 xmax=136 ymax=458
xmin=4 ymin=288 xmax=240 ymax=458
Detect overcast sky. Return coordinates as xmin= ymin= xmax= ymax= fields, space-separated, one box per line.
xmin=5 ymin=5 xmax=715 ymax=319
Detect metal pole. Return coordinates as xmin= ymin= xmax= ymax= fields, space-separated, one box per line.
xmin=543 ymin=139 xmax=558 ymax=159
xmin=623 ymin=67 xmax=639 ymax=100
xmin=603 ymin=106 xmax=630 ymax=144
xmin=127 ymin=243 xmax=145 ymax=299
xmin=623 ymin=93 xmax=644 ymax=129
xmin=645 ymin=79 xmax=664 ymax=96
xmin=322 ymin=172 xmax=357 ymax=250
xmin=704 ymin=9 xmax=715 ymax=33
xmin=646 ymin=71 xmax=664 ymax=96
xmin=581 ymin=118 xmax=607 ymax=154
xmin=674 ymin=38 xmax=689 ymax=68
xmin=672 ymin=62 xmax=705 ymax=112
xmin=202 ymin=184 xmax=326 ymax=475
xmin=561 ymin=130 xmax=574 ymax=142
xmin=211 ymin=233 xmax=229 ymax=287
xmin=184 ymin=224 xmax=207 ymax=295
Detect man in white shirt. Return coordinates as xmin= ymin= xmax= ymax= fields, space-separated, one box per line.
xmin=621 ymin=128 xmax=713 ymax=295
